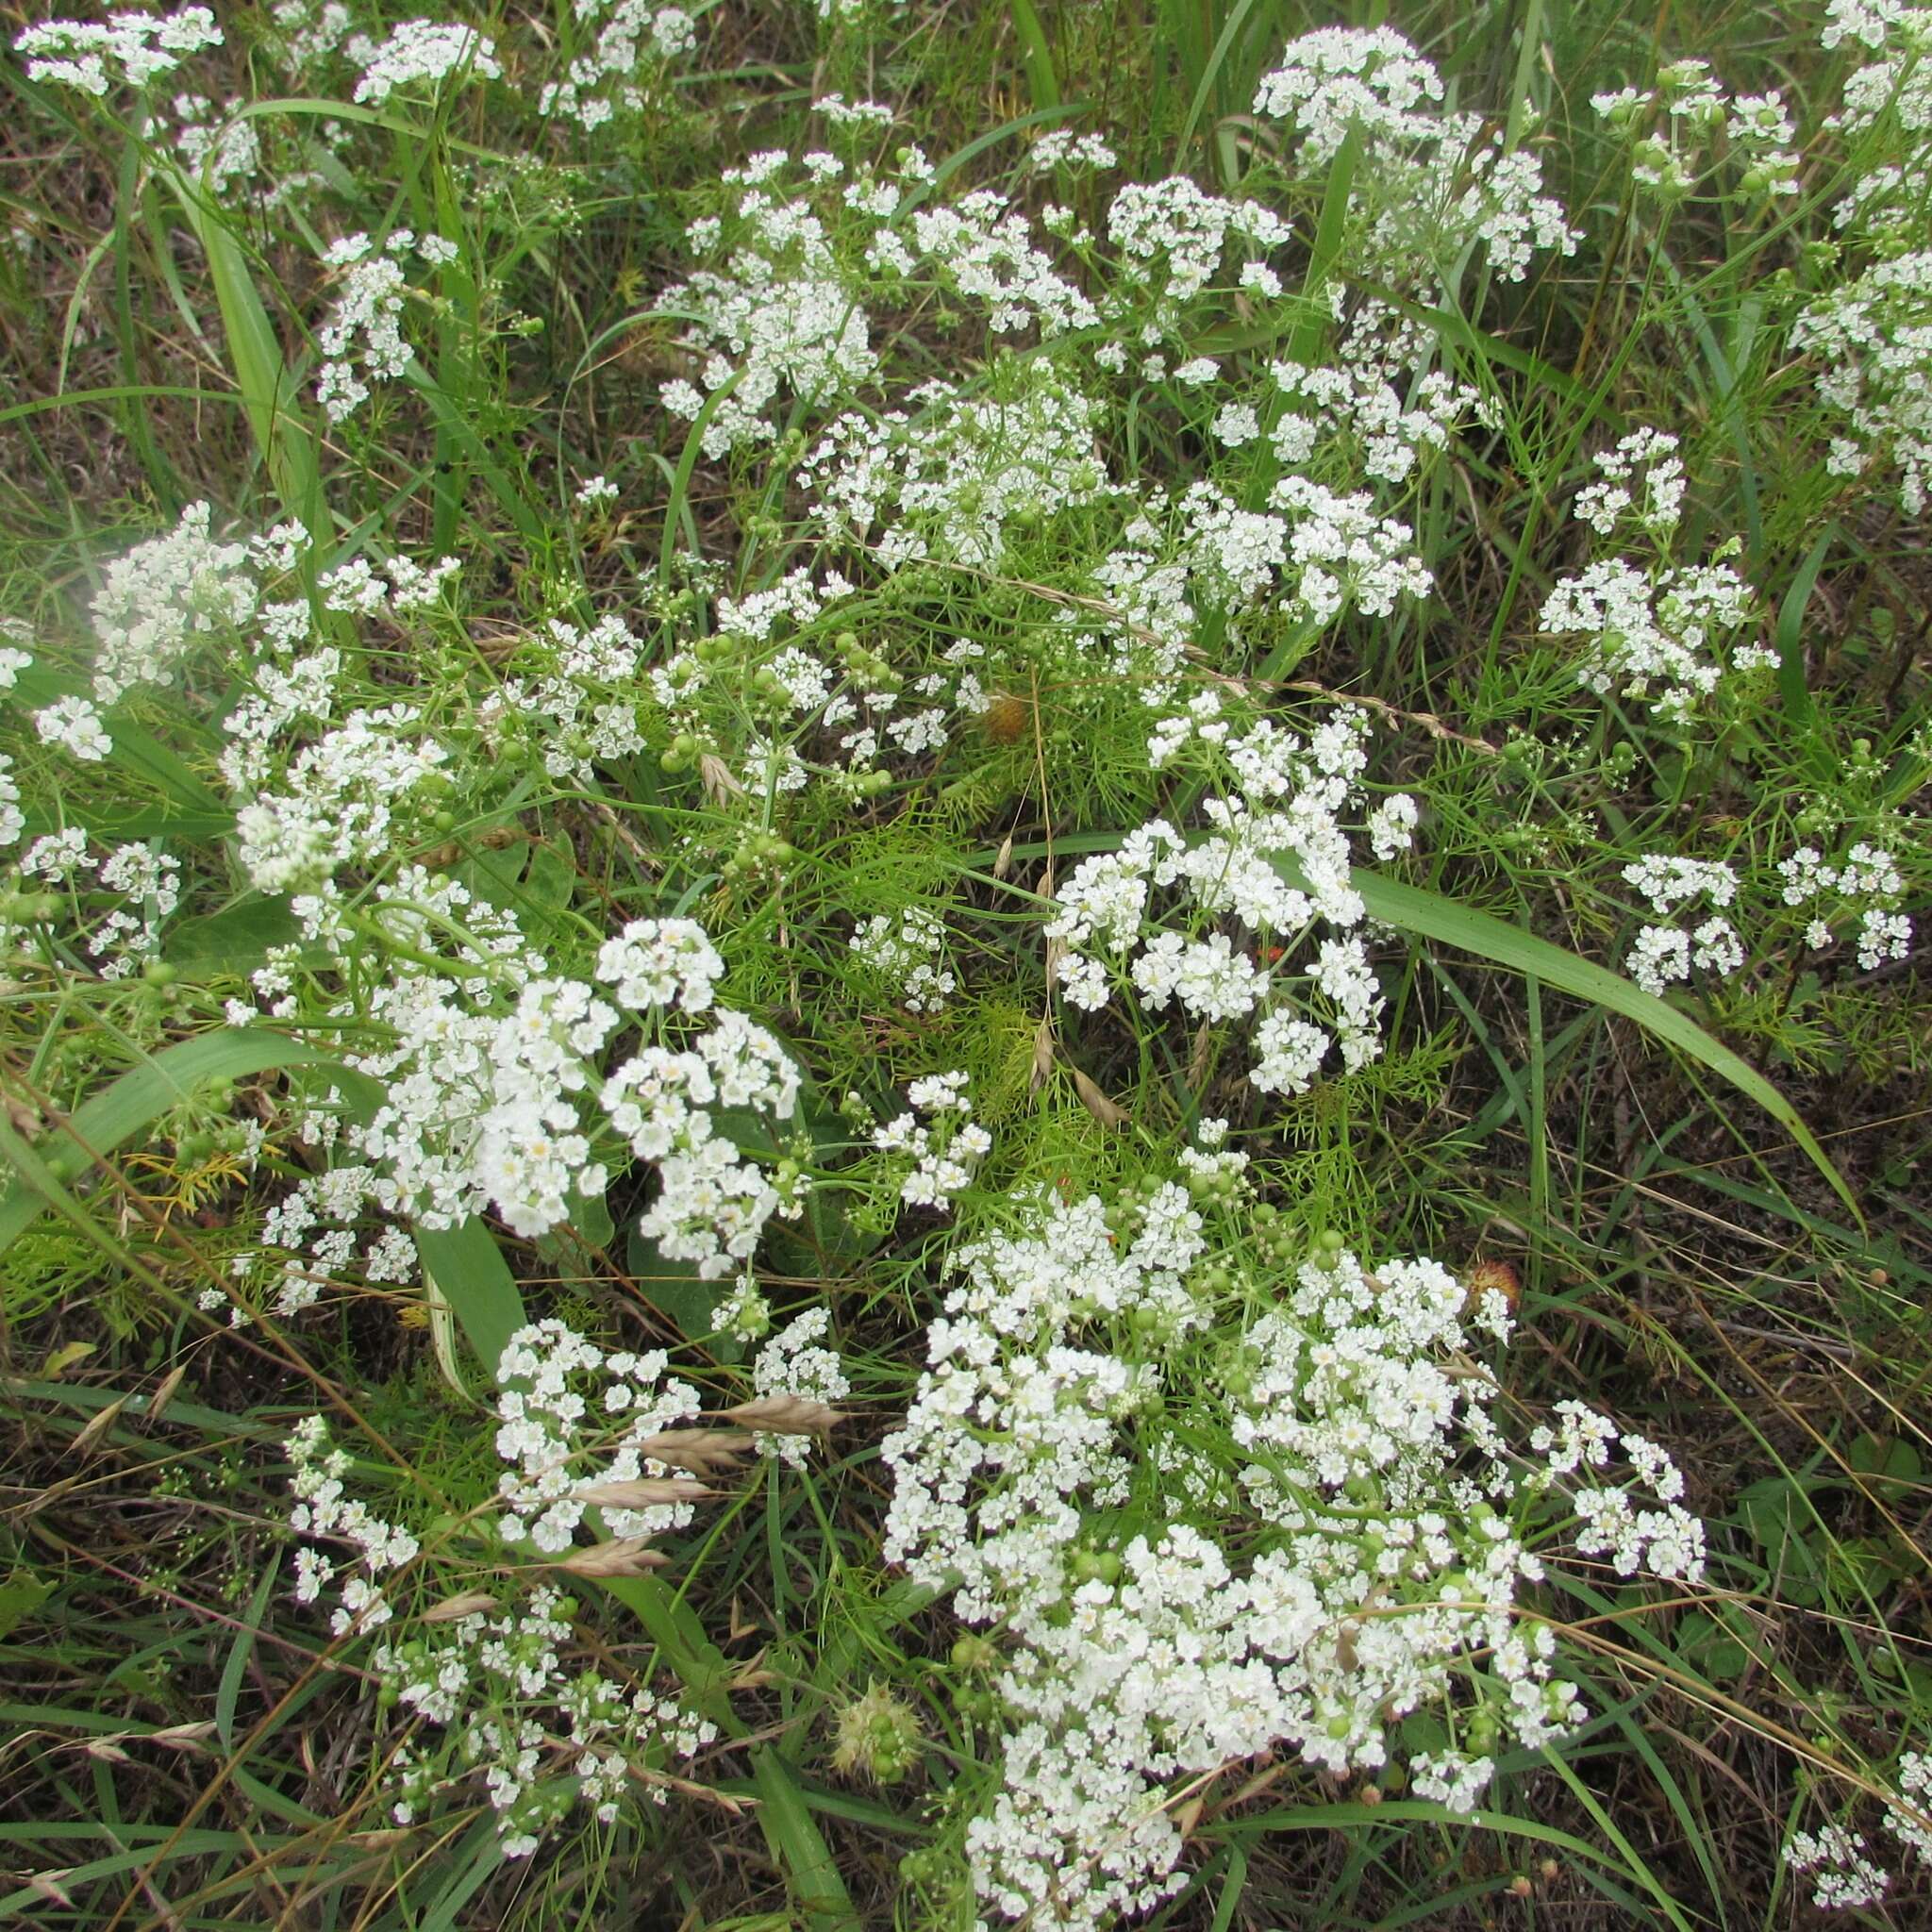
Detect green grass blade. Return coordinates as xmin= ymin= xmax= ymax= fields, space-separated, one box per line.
xmin=752 ymin=1749 xmax=860 ymax=1932
xmin=164 ymin=172 xmax=319 ymax=526
xmin=1008 ymin=0 xmax=1061 ymax=111
xmin=1299 ymin=865 xmax=1860 ymax=1225
xmin=0 ymin=1030 xmax=339 ymax=1255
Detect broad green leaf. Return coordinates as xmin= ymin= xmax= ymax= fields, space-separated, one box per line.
xmin=167 ymin=895 xmax=301 ymax=972
xmin=0 ymin=1571 xmax=54 ymax=1643
xmin=0 ymin=1031 xmax=339 ymax=1256
xmin=413 ymin=1217 xmax=526 ymax=1385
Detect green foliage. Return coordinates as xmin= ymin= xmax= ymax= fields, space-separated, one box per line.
xmin=1 ymin=0 xmax=1929 ymax=1927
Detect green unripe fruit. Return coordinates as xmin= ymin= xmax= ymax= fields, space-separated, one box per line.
xmin=1070 ymin=1550 xmax=1108 ymax=1585
xmin=142 ymin=959 xmax=177 ymax=987
xmin=432 ymin=808 xmax=457 ymax=833
xmin=950 ymin=1634 xmax=996 ymax=1672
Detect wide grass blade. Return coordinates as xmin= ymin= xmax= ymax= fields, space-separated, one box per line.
xmin=0 ymin=1030 xmax=339 ymax=1255
xmin=1286 ymin=863 xmax=1860 ymax=1225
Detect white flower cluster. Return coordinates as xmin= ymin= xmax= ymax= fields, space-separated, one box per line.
xmin=1253 ymin=28 xmax=1578 ymax=288
xmin=287 ymin=1413 xmax=422 ymax=1635
xmin=539 ymin=2 xmax=695 ymax=128
xmin=1540 ymin=556 xmax=1763 ymax=725
xmin=748 ymin=1308 xmax=850 ymax=1467
xmin=238 ymin=886 xmax=801 ymax=1287
xmin=89 ymin=841 xmax=181 ymax=976
xmin=14 ymin=7 xmax=220 ymax=96
xmin=0 ymin=755 xmax=20 ymax=850
xmin=1785 ymin=1823 xmax=1892 ymax=1910
xmin=34 ymin=693 xmax=112 ymax=763
xmin=174 ymin=92 xmax=260 ymax=195
xmin=1621 ymin=852 xmax=1744 ymax=993
xmin=284 ymin=1329 xmax=720 ymax=1859
xmin=1574 ymin=429 xmax=1687 ymax=538
xmin=1777 ymin=1743 xmax=1932 ymax=1911
xmin=806 ymin=372 xmax=1113 ymax=569
xmin=87 ymin=500 xmax=258 ymax=706
xmin=872 ymin=1069 xmax=991 ymax=1209
xmin=1269 ymin=351 xmax=1474 ymax=487
xmin=493 ymin=1320 xmax=707 ymax=1551
xmin=1592 ymin=59 xmax=1799 ymax=200
xmin=647 ymin=599 xmax=991 ymax=800
xmin=0 ymin=828 xmax=186 ymax=974
xmin=1795 ymin=6 xmax=1932 ymax=507
xmin=1053 ymin=697 xmax=1400 ymax=1088
xmin=1105 ymin=176 xmax=1291 ymax=309
xmin=347 ymin=19 xmax=500 ymax=107
xmin=659 ymin=153 xmax=883 ymax=458
xmin=476 ymin=613 xmax=650 ymax=785
xmin=883 ymin=1160 xmax=1698 ymax=1930
xmin=1778 ymin=841 xmax=1914 ymax=968
xmin=235 ymin=705 xmax=448 ymax=893
xmin=316 ymin=230 xmax=457 ymax=424
xmin=851 ymin=908 xmax=956 ymax=1013
xmin=1794 ymin=251 xmax=1932 ymax=515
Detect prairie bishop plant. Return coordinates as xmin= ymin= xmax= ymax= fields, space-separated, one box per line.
xmin=884 ymin=1132 xmax=1703 ymax=1928
xmin=3 ymin=2 xmax=1932 ymax=1929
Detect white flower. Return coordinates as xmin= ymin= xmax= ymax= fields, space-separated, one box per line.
xmin=35 ymin=694 xmax=111 ymax=761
